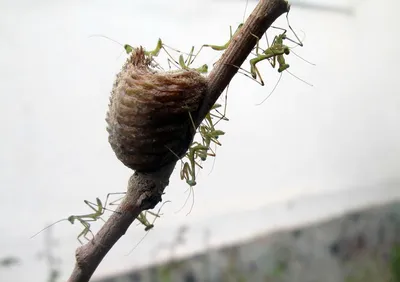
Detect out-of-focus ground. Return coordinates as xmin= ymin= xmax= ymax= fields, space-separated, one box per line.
xmin=94 ymin=182 xmax=400 ymax=282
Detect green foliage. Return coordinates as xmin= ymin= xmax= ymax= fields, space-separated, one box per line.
xmin=391 ymin=244 xmax=400 ymax=282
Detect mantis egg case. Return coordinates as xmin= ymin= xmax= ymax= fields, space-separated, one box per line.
xmin=106 ymin=47 xmax=207 ymax=172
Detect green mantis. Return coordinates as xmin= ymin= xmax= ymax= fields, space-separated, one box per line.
xmin=135 ymin=201 xmax=171 ymax=232
xmin=100 ymin=192 xmax=171 ymax=253
xmin=126 ymin=200 xmax=171 ymax=255
xmin=124 ymin=38 xmax=162 ymax=58
xmin=31 ymin=196 xmax=115 ymax=244
xmin=165 ymin=98 xmax=228 ymax=215
xmin=179 ymin=142 xmax=210 ymax=187
xmin=124 ymin=38 xmax=209 ymax=74
xmin=31 ymin=190 xmax=170 ymax=248
xmin=107 ymin=193 xmax=170 ymax=233
xmin=174 ymin=99 xmax=229 ymax=215
xmin=249 ymin=11 xmax=315 ymax=89
xmin=170 ymin=23 xmax=243 ymax=73
xmin=195 ymin=103 xmax=227 ymax=164
xmin=178 ymin=46 xmax=208 ymax=73
xmin=249 ymin=29 xmax=292 ymax=86
xmin=251 ymin=24 xmax=315 ymax=105
xmin=180 ymin=102 xmax=228 ymax=185
xmin=189 ymin=9 xmax=311 ymax=93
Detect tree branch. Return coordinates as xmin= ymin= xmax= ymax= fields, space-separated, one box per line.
xmin=67 ymin=0 xmax=289 ymax=281
xmin=194 ymin=0 xmax=290 ymax=126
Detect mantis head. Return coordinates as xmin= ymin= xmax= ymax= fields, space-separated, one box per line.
xmin=197 ymin=64 xmax=208 ymax=74
xmin=213 ymin=130 xmax=225 ymax=138
xmin=124 ymin=44 xmax=134 ymax=54
xmin=283 ymin=46 xmax=290 ymax=55
xmin=67 ymin=216 xmax=76 ymax=224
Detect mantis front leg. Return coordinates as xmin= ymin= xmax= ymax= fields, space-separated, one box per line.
xmin=136 ymin=212 xmax=155 ymax=231
xmin=127 ymin=201 xmax=171 ymax=254
xmin=74 ymin=218 xmax=96 ymax=244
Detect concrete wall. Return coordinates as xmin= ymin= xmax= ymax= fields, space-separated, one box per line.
xmin=95 ymin=200 xmax=400 ymax=282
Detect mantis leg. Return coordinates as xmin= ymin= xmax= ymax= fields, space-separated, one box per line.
xmin=250 ymin=55 xmax=267 ymax=86
xmin=209 ymin=104 xmax=229 ymax=123
xmin=136 ymin=212 xmax=153 ymax=230
xmin=144 ymin=38 xmax=163 ymax=57
xmin=212 ymin=85 xmax=230 ymax=127
xmin=76 ymin=219 xmax=94 ymax=244
xmin=83 ymin=198 xmax=103 ymax=214
xmin=104 ymin=192 xmax=128 ymax=207
xmin=185 ymin=160 xmax=197 ymax=187
xmin=285 ymin=12 xmax=304 ymax=47
xmin=177 ymin=46 xmax=208 ymax=73
xmin=277 ymin=54 xmax=290 ymax=73
xmin=141 ymin=201 xmax=170 ymax=231
xmin=204 ymin=24 xmax=243 ymax=51
xmin=250 ymin=32 xmax=264 ymax=56
xmin=186 ymin=23 xmax=243 ymax=70
xmin=83 ymin=198 xmax=108 ymax=222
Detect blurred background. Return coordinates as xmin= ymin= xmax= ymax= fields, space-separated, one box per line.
xmin=1 ymin=0 xmax=400 ymax=281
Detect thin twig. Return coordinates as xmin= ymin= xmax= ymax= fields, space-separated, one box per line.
xmin=67 ymin=1 xmax=289 ymax=281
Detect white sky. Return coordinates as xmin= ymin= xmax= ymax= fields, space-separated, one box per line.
xmin=0 ymin=0 xmax=400 ymax=281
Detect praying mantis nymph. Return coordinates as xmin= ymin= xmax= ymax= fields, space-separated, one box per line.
xmin=215 ymin=11 xmax=314 ymax=104
xmin=124 ymin=38 xmax=162 ymax=58
xmin=126 ymin=200 xmax=171 ymax=255
xmin=135 ymin=201 xmax=170 ymax=232
xmin=30 ymin=196 xmax=118 ymax=244
xmin=251 ymin=24 xmax=315 ymax=105
xmin=107 ymin=193 xmax=170 ymax=232
xmin=178 ymin=48 xmax=208 ymax=73
xmin=170 ymin=98 xmax=229 ymax=215
xmin=124 ymin=38 xmax=209 ymax=74
xmin=90 ymin=34 xmax=208 ymax=73
xmin=248 ymin=30 xmax=292 ymax=86
xmin=167 ymin=139 xmax=209 ymax=215
xmin=179 ymin=142 xmax=209 ymax=187
xmin=196 ymin=104 xmax=227 ymax=161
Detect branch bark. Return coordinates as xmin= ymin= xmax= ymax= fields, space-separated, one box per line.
xmin=68 ymin=0 xmax=289 ymax=281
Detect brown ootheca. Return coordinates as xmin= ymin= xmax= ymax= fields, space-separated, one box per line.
xmin=106 ymin=47 xmax=207 ymax=172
